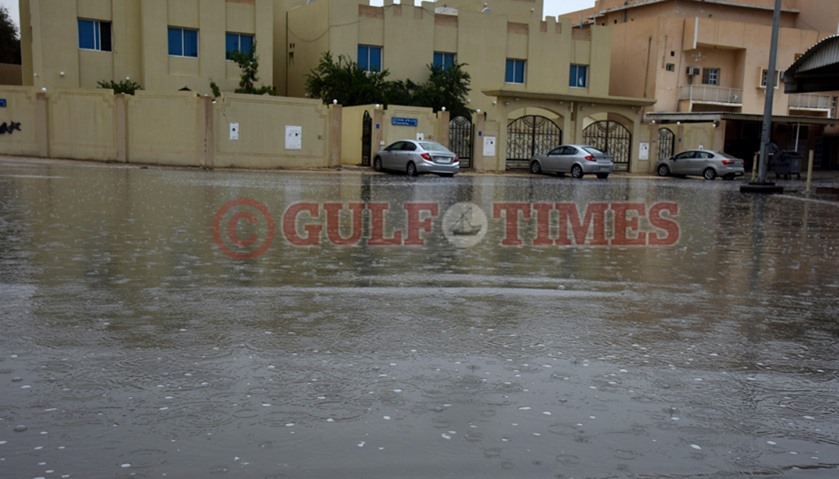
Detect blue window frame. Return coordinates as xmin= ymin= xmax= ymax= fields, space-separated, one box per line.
xmin=78 ymin=19 xmax=112 ymax=52
xmin=168 ymin=27 xmax=199 ymax=57
xmin=358 ymin=45 xmax=382 ymax=72
xmin=505 ymin=59 xmax=525 ymax=84
xmin=433 ymin=52 xmax=456 ymax=70
xmin=225 ymin=33 xmax=254 ymax=60
xmin=570 ymin=64 xmax=588 ymax=88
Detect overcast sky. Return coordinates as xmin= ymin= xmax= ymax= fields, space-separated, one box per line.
xmin=1 ymin=0 xmax=18 ymax=31
xmin=0 ymin=0 xmax=596 ymax=31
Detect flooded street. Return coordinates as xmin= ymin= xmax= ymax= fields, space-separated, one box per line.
xmin=1 ymin=157 xmax=839 ymax=479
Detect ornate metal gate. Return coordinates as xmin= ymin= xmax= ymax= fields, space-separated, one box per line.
xmin=658 ymin=127 xmax=675 ymax=162
xmin=582 ymin=120 xmax=632 ymax=171
xmin=361 ymin=111 xmax=372 ymax=167
xmin=506 ymin=115 xmax=563 ymax=170
xmin=449 ymin=116 xmax=473 ymax=169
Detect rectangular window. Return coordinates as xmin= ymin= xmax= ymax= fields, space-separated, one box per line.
xmin=226 ymin=33 xmax=254 ymax=60
xmin=570 ymin=64 xmax=588 ymax=88
xmin=78 ymin=19 xmax=112 ymax=52
xmin=702 ymin=67 xmax=719 ymax=85
xmin=505 ymin=59 xmax=525 ymax=84
xmin=168 ymin=27 xmax=199 ymax=57
xmin=433 ymin=52 xmax=456 ymax=70
xmin=358 ymin=45 xmax=382 ymax=72
xmin=760 ymin=68 xmax=779 ymax=88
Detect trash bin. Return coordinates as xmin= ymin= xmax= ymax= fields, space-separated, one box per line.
xmin=772 ymin=150 xmax=803 ymax=179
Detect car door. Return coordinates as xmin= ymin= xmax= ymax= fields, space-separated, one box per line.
xmin=381 ymin=141 xmax=404 ymax=170
xmin=670 ymin=151 xmax=694 ymax=175
xmin=542 ymin=147 xmax=563 ymax=173
xmin=696 ymin=151 xmax=714 ymax=173
xmin=401 ymin=141 xmax=418 ymax=170
xmin=556 ymin=146 xmax=575 ymax=172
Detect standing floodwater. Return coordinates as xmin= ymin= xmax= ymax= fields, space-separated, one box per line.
xmin=1 ymin=157 xmax=838 ymax=478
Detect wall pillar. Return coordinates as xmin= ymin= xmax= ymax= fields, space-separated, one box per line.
xmin=115 ymin=93 xmax=127 ymax=163
xmin=35 ymin=91 xmax=49 ymax=158
xmin=437 ymin=109 xmax=450 ymax=146
xmin=200 ymin=95 xmax=214 ymax=169
xmin=372 ymin=106 xmax=384 ymax=155
xmin=329 ymin=103 xmax=342 ymax=168
xmin=472 ymin=111 xmax=485 ymax=171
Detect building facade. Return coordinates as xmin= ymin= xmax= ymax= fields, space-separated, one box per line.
xmin=20 ymin=0 xmax=275 ymax=93
xmin=284 ymin=0 xmax=652 ymax=171
xmin=562 ymin=0 xmax=839 ymax=169
xmin=16 ymin=0 xmax=654 ymax=172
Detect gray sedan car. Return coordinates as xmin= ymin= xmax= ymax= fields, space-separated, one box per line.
xmin=373 ymin=140 xmax=459 ymax=177
xmin=529 ymin=145 xmax=614 ymax=179
xmin=656 ymin=149 xmax=745 ymax=180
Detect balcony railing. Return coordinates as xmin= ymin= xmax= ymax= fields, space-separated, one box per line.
xmin=788 ymin=93 xmax=832 ymax=111
xmin=679 ymin=86 xmax=743 ymax=105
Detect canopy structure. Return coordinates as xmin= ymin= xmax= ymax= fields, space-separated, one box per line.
xmin=784 ymin=35 xmax=839 ymax=94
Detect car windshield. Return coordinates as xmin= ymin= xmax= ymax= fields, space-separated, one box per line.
xmin=582 ymin=146 xmax=607 ymax=156
xmin=716 ymin=151 xmax=739 ymax=160
xmin=418 ymin=141 xmax=449 ymax=152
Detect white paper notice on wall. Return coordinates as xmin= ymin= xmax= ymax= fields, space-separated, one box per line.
xmin=229 ymin=122 xmax=239 ymax=141
xmin=416 ymin=132 xmax=424 ymax=141
xmin=285 ymin=126 xmax=302 ymax=150
xmin=639 ymin=142 xmax=649 ymax=160
xmin=483 ymin=136 xmax=496 ymax=157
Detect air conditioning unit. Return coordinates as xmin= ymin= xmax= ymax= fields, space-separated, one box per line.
xmin=686 ymin=66 xmax=701 ymax=76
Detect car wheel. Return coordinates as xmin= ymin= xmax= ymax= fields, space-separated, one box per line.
xmin=703 ymin=168 xmax=717 ymax=180
xmin=530 ymin=161 xmax=542 ymax=174
xmin=406 ymin=162 xmax=418 ymax=177
xmin=571 ymin=164 xmax=584 ymax=179
xmin=373 ymin=156 xmax=383 ymax=172
xmin=657 ymin=164 xmax=670 ymax=177
xmin=596 ymin=173 xmax=609 ymax=180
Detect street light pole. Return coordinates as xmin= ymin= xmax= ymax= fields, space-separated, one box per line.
xmin=743 ymin=0 xmax=784 ymax=194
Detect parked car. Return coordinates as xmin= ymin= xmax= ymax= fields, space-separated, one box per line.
xmin=373 ymin=140 xmax=459 ymax=177
xmin=656 ymin=149 xmax=745 ymax=180
xmin=529 ymin=145 xmax=614 ymax=179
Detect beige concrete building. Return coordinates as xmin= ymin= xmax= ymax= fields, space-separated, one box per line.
xmin=562 ymin=0 xmax=839 ymax=169
xmin=283 ymin=0 xmax=653 ymax=172
xmin=20 ymin=0 xmax=275 ymax=93
xmin=16 ymin=0 xmax=655 ymax=172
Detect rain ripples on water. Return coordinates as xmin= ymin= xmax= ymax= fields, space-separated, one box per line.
xmin=1 ymin=158 xmax=838 ymax=478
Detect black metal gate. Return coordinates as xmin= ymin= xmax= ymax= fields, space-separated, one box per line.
xmin=449 ymin=116 xmax=473 ymax=169
xmin=361 ymin=111 xmax=372 ymax=167
xmin=506 ymin=115 xmax=563 ymax=170
xmin=658 ymin=127 xmax=675 ymax=162
xmin=582 ymin=120 xmax=632 ymax=171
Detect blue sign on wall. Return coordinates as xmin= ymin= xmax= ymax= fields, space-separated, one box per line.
xmin=391 ymin=117 xmax=418 ymax=127
xmin=0 ymin=99 xmax=6 ymax=108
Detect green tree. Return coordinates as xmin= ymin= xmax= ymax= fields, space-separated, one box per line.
xmin=413 ymin=63 xmax=472 ymax=118
xmin=305 ymin=52 xmax=472 ymax=118
xmin=229 ymin=42 xmax=275 ymax=95
xmin=305 ymin=52 xmax=392 ymax=106
xmin=0 ymin=6 xmax=21 ymax=64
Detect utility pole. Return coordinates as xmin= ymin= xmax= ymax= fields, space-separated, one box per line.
xmin=742 ymin=0 xmax=784 ymax=194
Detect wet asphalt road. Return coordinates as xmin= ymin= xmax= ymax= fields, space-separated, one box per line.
xmin=1 ymin=157 xmax=839 ymax=478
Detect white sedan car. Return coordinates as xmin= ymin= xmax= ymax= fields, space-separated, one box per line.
xmin=529 ymin=145 xmax=614 ymax=179
xmin=373 ymin=140 xmax=460 ymax=177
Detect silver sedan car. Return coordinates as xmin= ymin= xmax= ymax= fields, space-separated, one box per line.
xmin=529 ymin=145 xmax=614 ymax=179
xmin=373 ymin=140 xmax=459 ymax=177
xmin=656 ymin=149 xmax=745 ymax=180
